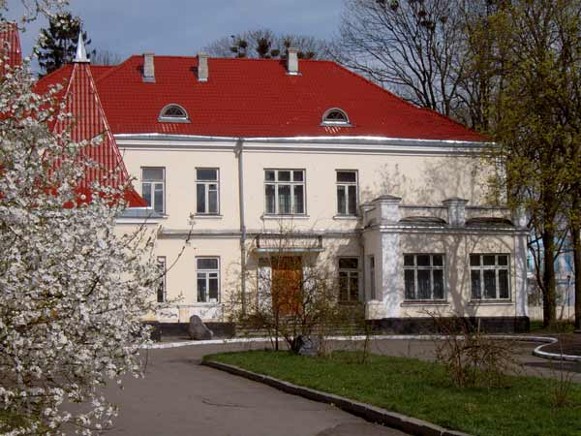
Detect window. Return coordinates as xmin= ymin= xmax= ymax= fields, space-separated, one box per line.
xmin=470 ymin=254 xmax=510 ymax=300
xmin=322 ymin=108 xmax=350 ymax=125
xmin=142 ymin=167 xmax=165 ymax=214
xmin=336 ymin=170 xmax=358 ymax=216
xmin=265 ymin=169 xmax=305 ymax=215
xmin=368 ymin=255 xmax=376 ymax=300
xmin=159 ymin=104 xmax=189 ymax=122
xmin=339 ymin=258 xmax=360 ymax=302
xmin=157 ymin=256 xmax=166 ymax=303
xmin=196 ymin=168 xmax=219 ymax=214
xmin=197 ymin=257 xmax=219 ymax=303
xmin=404 ymin=254 xmax=445 ymax=300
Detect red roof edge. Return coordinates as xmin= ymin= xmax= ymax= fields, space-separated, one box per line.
xmin=0 ymin=21 xmax=23 ymax=73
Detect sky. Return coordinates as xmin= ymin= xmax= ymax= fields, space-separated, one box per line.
xmin=6 ymin=0 xmax=345 ymax=61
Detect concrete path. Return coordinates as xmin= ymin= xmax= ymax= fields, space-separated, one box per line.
xmin=102 ymin=343 xmax=408 ymax=436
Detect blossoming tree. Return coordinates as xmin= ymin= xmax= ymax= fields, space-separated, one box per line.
xmin=1 ymin=9 xmax=158 ymax=435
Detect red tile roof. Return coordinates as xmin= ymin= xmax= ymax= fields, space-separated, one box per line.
xmin=37 ymin=55 xmax=485 ymax=141
xmin=53 ymin=61 xmax=146 ymax=207
xmin=0 ymin=22 xmax=22 ymax=73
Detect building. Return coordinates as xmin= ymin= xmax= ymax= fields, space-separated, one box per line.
xmin=30 ymin=39 xmax=529 ymax=332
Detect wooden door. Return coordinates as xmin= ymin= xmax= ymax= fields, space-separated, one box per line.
xmin=271 ymin=256 xmax=302 ymax=315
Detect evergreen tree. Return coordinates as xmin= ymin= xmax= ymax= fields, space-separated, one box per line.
xmin=37 ymin=12 xmax=93 ymax=76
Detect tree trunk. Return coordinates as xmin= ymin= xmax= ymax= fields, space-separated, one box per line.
xmin=542 ymin=229 xmax=557 ymax=327
xmin=572 ymin=222 xmax=581 ymax=330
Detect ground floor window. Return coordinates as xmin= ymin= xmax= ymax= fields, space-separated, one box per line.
xmin=157 ymin=256 xmax=166 ymax=303
xmin=197 ymin=257 xmax=219 ymax=302
xmin=368 ymin=255 xmax=376 ymax=300
xmin=404 ymin=254 xmax=445 ymax=300
xmin=470 ymin=254 xmax=510 ymax=300
xmin=338 ymin=257 xmax=359 ymax=302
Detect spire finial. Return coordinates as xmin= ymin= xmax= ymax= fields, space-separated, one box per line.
xmin=74 ymin=32 xmax=90 ymax=63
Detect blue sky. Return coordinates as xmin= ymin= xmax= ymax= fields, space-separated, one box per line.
xmin=7 ymin=0 xmax=344 ymax=60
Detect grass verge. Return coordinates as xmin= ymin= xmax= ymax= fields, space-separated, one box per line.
xmin=205 ymin=350 xmax=581 ymax=436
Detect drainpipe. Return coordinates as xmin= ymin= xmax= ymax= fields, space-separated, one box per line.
xmin=235 ymin=138 xmax=247 ymax=315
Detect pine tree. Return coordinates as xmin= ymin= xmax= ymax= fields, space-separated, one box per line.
xmin=37 ymin=12 xmax=93 ymax=76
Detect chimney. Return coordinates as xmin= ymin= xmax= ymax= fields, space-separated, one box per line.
xmin=143 ymin=52 xmax=155 ymax=83
xmin=287 ymin=47 xmax=299 ymax=75
xmin=197 ymin=52 xmax=209 ymax=82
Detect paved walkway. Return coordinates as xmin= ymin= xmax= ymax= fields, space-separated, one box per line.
xmin=101 ymin=336 xmax=580 ymax=435
xmin=102 ymin=343 xmax=407 ymax=436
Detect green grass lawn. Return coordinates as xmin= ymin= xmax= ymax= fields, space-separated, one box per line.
xmin=205 ymin=350 xmax=581 ymax=436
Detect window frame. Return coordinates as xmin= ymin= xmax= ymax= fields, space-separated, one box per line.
xmin=403 ymin=253 xmax=446 ymax=301
xmin=195 ymin=168 xmax=220 ymax=215
xmin=470 ymin=254 xmax=511 ymax=300
xmin=338 ymin=257 xmax=360 ymax=303
xmin=264 ymin=169 xmax=306 ymax=215
xmin=196 ymin=257 xmax=220 ymax=303
xmin=368 ymin=255 xmax=376 ymax=300
xmin=141 ymin=167 xmax=165 ymax=214
xmin=156 ymin=256 xmax=166 ymax=303
xmin=158 ymin=103 xmax=190 ymax=123
xmin=321 ymin=107 xmax=351 ymax=126
xmin=336 ymin=170 xmax=358 ymax=216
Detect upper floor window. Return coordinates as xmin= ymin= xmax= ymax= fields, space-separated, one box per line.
xmin=158 ymin=104 xmax=189 ymax=122
xmin=404 ymin=254 xmax=445 ymax=300
xmin=322 ymin=108 xmax=350 ymax=126
xmin=265 ymin=169 xmax=305 ymax=215
xmin=339 ymin=257 xmax=360 ymax=302
xmin=336 ymin=170 xmax=358 ymax=216
xmin=196 ymin=168 xmax=219 ymax=215
xmin=197 ymin=257 xmax=220 ymax=303
xmin=470 ymin=254 xmax=510 ymax=300
xmin=142 ymin=167 xmax=165 ymax=214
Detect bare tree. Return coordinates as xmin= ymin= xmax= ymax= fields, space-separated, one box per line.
xmin=91 ymin=49 xmax=123 ymax=65
xmin=337 ymin=0 xmax=467 ymax=118
xmin=205 ymin=28 xmax=331 ymax=60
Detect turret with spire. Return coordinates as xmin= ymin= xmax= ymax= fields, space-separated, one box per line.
xmin=0 ymin=21 xmax=23 ymax=75
xmin=74 ymin=32 xmax=90 ymax=64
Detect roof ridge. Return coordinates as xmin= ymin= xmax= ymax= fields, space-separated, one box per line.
xmin=93 ymin=56 xmax=136 ymax=84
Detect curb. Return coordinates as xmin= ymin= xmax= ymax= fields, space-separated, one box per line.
xmin=144 ymin=334 xmax=581 ymax=362
xmin=530 ymin=337 xmax=581 ymax=363
xmin=143 ymin=337 xmax=272 ymax=350
xmin=202 ymin=360 xmax=470 ymax=436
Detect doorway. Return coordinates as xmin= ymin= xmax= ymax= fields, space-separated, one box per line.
xmin=271 ymin=256 xmax=302 ymax=315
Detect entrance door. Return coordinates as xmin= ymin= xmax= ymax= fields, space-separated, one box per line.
xmin=271 ymin=256 xmax=302 ymax=315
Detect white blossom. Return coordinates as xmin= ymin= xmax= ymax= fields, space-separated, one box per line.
xmin=0 ymin=28 xmax=158 ymax=435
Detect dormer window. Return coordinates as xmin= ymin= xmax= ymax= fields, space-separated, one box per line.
xmin=159 ymin=104 xmax=189 ymax=122
xmin=322 ymin=108 xmax=350 ymax=126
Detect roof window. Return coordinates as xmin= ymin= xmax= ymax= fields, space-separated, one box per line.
xmin=322 ymin=108 xmax=350 ymax=126
xmin=159 ymin=104 xmax=189 ymax=122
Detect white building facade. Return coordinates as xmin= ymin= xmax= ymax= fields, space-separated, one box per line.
xmin=38 ymin=50 xmax=530 ymax=332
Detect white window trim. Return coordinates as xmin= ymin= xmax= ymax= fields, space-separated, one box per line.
xmin=157 ymin=256 xmax=166 ymax=303
xmin=196 ymin=257 xmax=220 ymax=303
xmin=338 ymin=257 xmax=360 ymax=303
xmin=195 ymin=168 xmax=220 ymax=215
xmin=336 ymin=170 xmax=358 ymax=216
xmin=141 ymin=167 xmax=165 ymax=215
xmin=321 ymin=107 xmax=351 ymax=126
xmin=470 ymin=254 xmax=511 ymax=301
xmin=367 ymin=255 xmax=376 ymax=300
xmin=403 ymin=254 xmax=446 ymax=301
xmin=158 ymin=103 xmax=190 ymax=123
xmin=264 ymin=169 xmax=306 ymax=215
